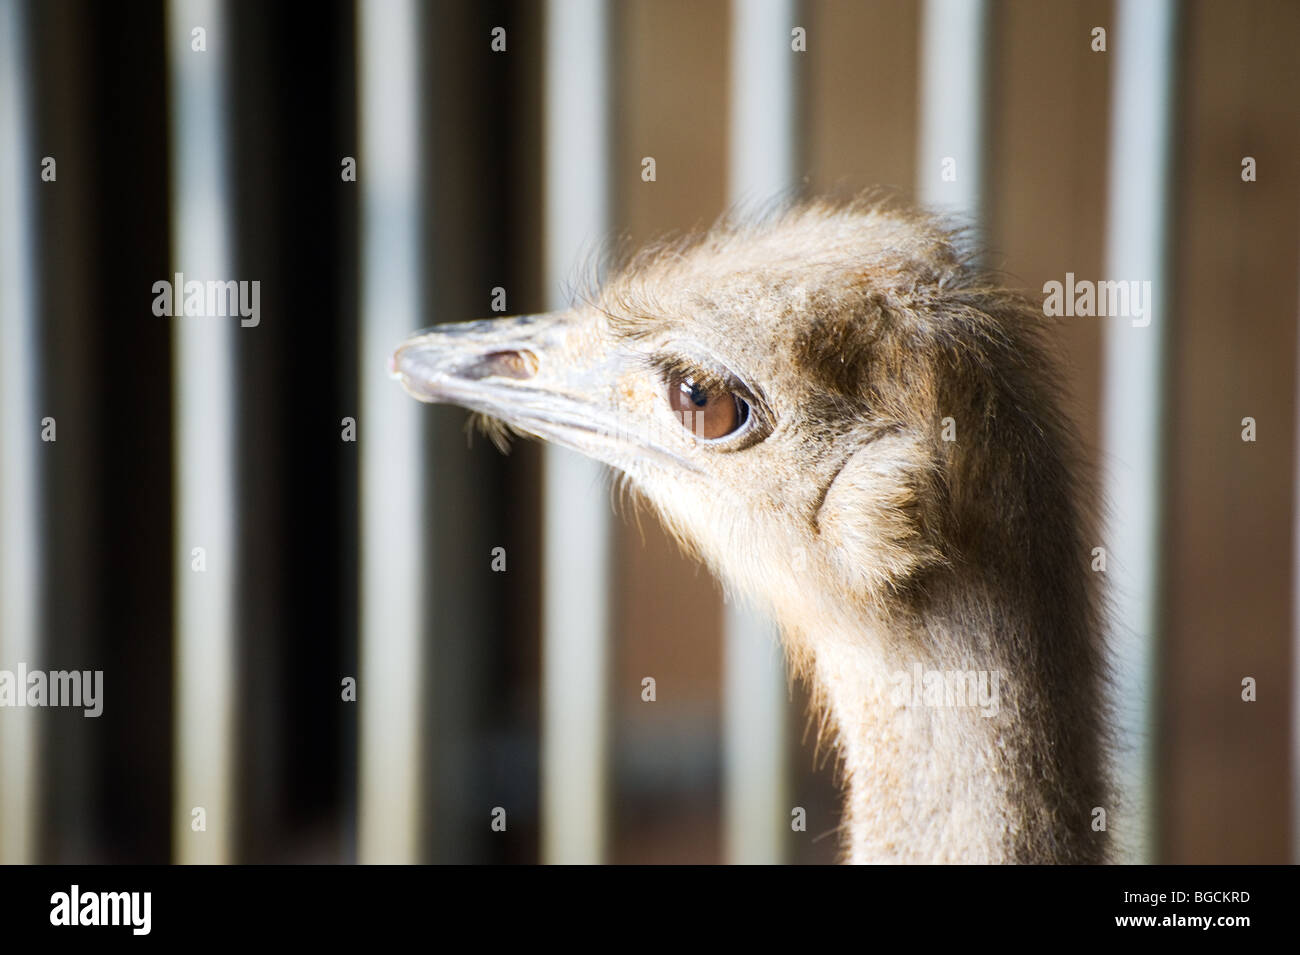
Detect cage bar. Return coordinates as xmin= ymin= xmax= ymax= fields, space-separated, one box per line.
xmin=0 ymin=0 xmax=41 ymax=866
xmin=357 ymin=0 xmax=426 ymax=864
xmin=540 ymin=0 xmax=615 ymax=865
xmin=723 ymin=0 xmax=799 ymax=865
xmin=1099 ymin=0 xmax=1179 ymax=864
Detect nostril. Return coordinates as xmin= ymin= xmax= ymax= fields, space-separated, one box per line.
xmin=459 ymin=349 xmax=539 ymax=381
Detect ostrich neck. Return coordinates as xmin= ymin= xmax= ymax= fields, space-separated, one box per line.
xmin=791 ymin=598 xmax=1102 ymax=864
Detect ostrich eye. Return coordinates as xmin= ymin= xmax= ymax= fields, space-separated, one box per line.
xmin=667 ymin=374 xmax=750 ymax=440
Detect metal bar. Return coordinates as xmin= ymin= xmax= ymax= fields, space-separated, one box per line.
xmin=541 ymin=0 xmax=613 ymax=865
xmin=357 ymin=0 xmax=426 ymax=864
xmin=0 ymin=0 xmax=41 ymax=865
xmin=166 ymin=0 xmax=237 ymax=864
xmin=724 ymin=0 xmax=798 ymax=865
xmin=916 ymin=0 xmax=991 ymax=222
xmin=1099 ymin=0 xmax=1178 ymax=864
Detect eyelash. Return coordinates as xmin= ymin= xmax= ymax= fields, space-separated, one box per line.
xmin=647 ymin=355 xmax=735 ymax=398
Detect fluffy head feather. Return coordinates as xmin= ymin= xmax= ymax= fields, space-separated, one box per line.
xmin=393 ymin=195 xmax=1113 ymax=863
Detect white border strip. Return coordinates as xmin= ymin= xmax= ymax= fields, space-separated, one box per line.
xmin=1100 ymin=0 xmax=1178 ymax=864
xmin=0 ymin=0 xmax=41 ymax=865
xmin=724 ymin=0 xmax=796 ymax=865
xmin=541 ymin=0 xmax=613 ymax=865
xmin=358 ymin=0 xmax=426 ymax=864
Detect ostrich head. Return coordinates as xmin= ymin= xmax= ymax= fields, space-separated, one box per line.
xmin=392 ymin=198 xmax=1109 ymax=864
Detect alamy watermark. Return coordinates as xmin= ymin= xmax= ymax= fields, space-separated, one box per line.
xmin=0 ymin=664 xmax=103 ymax=717
xmin=1043 ymin=272 xmax=1152 ymax=327
xmin=890 ymin=663 xmax=1000 ymax=717
xmin=152 ymin=273 xmax=260 ymax=327
xmin=50 ymin=885 xmax=150 ymax=935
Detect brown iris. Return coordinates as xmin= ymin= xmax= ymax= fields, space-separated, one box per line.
xmin=667 ymin=374 xmax=749 ymax=440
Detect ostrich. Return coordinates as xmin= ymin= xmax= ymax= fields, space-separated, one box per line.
xmin=391 ymin=198 xmax=1111 ymax=864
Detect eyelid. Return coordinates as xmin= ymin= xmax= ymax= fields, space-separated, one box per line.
xmin=646 ymin=353 xmax=734 ymax=396
xmin=647 ymin=351 xmax=770 ymax=413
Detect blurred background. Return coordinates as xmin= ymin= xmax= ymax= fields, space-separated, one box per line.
xmin=0 ymin=0 xmax=1295 ymax=864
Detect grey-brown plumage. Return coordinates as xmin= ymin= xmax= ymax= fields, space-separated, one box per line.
xmin=392 ymin=196 xmax=1112 ymax=864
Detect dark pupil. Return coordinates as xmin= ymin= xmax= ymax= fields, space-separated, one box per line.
xmin=667 ymin=372 xmax=744 ymax=440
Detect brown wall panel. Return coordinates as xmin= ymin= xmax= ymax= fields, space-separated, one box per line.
xmin=1160 ymin=0 xmax=1299 ymax=863
xmin=611 ymin=0 xmax=731 ymax=864
xmin=986 ymin=0 xmax=1111 ymax=471
xmin=805 ymin=0 xmax=919 ymax=194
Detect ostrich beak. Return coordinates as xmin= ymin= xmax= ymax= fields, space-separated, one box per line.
xmin=390 ymin=312 xmax=639 ymax=464
xmin=391 ymin=312 xmax=694 ymax=472
xmin=392 ymin=313 xmax=560 ymax=402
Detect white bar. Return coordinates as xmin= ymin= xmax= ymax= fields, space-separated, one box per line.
xmin=723 ymin=598 xmax=789 ymax=863
xmin=1100 ymin=0 xmax=1178 ymax=864
xmin=729 ymin=0 xmax=797 ymax=204
xmin=358 ymin=0 xmax=425 ymax=864
xmin=167 ymin=0 xmax=237 ymax=864
xmin=542 ymin=0 xmax=613 ymax=865
xmin=917 ymin=0 xmax=991 ymax=221
xmin=725 ymin=0 xmax=796 ymax=865
xmin=0 ymin=0 xmax=41 ymax=865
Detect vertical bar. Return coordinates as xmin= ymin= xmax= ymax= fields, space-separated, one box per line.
xmin=1099 ymin=0 xmax=1178 ymax=864
xmin=916 ymin=0 xmax=991 ymax=221
xmin=358 ymin=0 xmax=425 ymax=863
xmin=167 ymin=0 xmax=237 ymax=864
xmin=722 ymin=601 xmax=788 ymax=864
xmin=541 ymin=0 xmax=613 ymax=865
xmin=724 ymin=0 xmax=797 ymax=865
xmin=0 ymin=0 xmax=41 ymax=865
